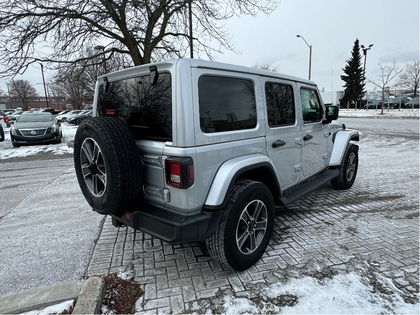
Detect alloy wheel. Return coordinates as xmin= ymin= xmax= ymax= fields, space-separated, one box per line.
xmin=80 ymin=137 xmax=106 ymax=197
xmin=236 ymin=199 xmax=268 ymax=255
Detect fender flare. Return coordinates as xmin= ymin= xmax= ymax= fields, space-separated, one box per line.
xmin=329 ymin=129 xmax=360 ymax=166
xmin=204 ymin=154 xmax=278 ymax=208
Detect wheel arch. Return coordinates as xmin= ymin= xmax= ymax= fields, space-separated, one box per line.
xmin=329 ymin=130 xmax=360 ymax=166
xmin=204 ymin=154 xmax=281 ymax=210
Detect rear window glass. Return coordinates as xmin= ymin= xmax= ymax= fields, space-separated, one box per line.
xmin=198 ymin=75 xmax=257 ymax=133
xmin=98 ymin=73 xmax=172 ymax=141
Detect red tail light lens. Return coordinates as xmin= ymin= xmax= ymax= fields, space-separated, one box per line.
xmin=165 ymin=157 xmax=194 ymax=188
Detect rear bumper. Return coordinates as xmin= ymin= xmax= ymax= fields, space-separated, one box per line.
xmin=111 ymin=203 xmax=222 ymax=244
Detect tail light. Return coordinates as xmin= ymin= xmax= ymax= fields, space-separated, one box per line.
xmin=165 ymin=157 xmax=194 ymax=188
xmin=3 ymin=115 xmax=8 ymax=123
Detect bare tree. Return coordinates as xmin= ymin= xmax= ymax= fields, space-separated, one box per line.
xmin=7 ymin=79 xmax=38 ymax=110
xmin=49 ymin=47 xmax=132 ymax=109
xmin=398 ymin=60 xmax=419 ymax=97
xmin=0 ymin=0 xmax=278 ymax=78
xmin=369 ymin=62 xmax=403 ymax=115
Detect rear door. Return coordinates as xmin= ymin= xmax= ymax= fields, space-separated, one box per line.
xmin=265 ymin=80 xmax=302 ymax=189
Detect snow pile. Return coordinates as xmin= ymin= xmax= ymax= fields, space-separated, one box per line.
xmin=221 ymin=272 xmax=419 ymax=314
xmin=20 ymin=300 xmax=74 ymax=315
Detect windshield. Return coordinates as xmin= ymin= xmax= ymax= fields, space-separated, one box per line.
xmin=17 ymin=114 xmax=53 ymax=123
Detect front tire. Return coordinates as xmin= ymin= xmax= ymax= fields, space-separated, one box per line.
xmin=331 ymin=143 xmax=358 ymax=190
xmin=206 ymin=180 xmax=275 ymax=271
xmin=74 ymin=116 xmax=142 ymax=215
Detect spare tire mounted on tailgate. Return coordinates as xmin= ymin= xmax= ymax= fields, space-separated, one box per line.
xmin=74 ymin=116 xmax=142 ymax=215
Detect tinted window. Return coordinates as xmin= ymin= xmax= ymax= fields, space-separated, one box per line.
xmin=98 ymin=73 xmax=172 ymax=141
xmin=300 ymin=88 xmax=323 ymax=123
xmin=265 ymin=82 xmax=295 ymax=127
xmin=199 ymin=76 xmax=257 ymax=133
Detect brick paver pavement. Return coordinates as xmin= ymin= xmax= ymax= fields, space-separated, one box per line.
xmin=86 ymin=129 xmax=419 ymax=313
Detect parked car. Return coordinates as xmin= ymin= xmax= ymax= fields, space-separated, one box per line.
xmin=55 ymin=110 xmax=71 ymax=116
xmin=404 ymin=97 xmax=419 ymax=109
xmin=10 ymin=112 xmax=62 ymax=147
xmin=39 ymin=108 xmax=61 ymax=115
xmin=73 ymin=58 xmax=360 ymax=271
xmin=0 ymin=124 xmax=4 ymax=142
xmin=364 ymin=99 xmax=381 ymax=109
xmin=7 ymin=110 xmax=24 ymax=122
xmin=0 ymin=110 xmax=10 ymax=127
xmin=56 ymin=109 xmax=86 ymax=122
xmin=67 ymin=110 xmax=92 ymax=125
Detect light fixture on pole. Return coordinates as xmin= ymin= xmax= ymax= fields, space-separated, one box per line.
xmin=361 ymin=44 xmax=373 ymax=82
xmin=296 ymin=34 xmax=312 ymax=80
xmin=360 ymin=44 xmax=373 ymax=109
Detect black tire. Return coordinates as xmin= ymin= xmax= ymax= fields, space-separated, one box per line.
xmin=74 ymin=116 xmax=142 ymax=215
xmin=331 ymin=143 xmax=358 ymax=190
xmin=205 ymin=179 xmax=275 ymax=271
xmin=0 ymin=128 xmax=4 ymax=142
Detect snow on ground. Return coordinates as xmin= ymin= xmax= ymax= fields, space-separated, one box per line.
xmin=0 ymin=123 xmax=77 ymax=159
xmin=20 ymin=300 xmax=74 ymax=315
xmin=339 ymin=108 xmax=419 ymax=119
xmin=222 ymin=272 xmax=419 ymax=314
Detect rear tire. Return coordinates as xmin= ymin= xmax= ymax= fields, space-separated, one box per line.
xmin=331 ymin=143 xmax=358 ymax=190
xmin=74 ymin=116 xmax=142 ymax=215
xmin=206 ymin=180 xmax=275 ymax=271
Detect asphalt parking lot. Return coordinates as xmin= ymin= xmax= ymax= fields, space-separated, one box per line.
xmin=85 ymin=123 xmax=419 ymax=313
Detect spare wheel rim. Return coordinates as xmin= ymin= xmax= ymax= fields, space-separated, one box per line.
xmin=80 ymin=137 xmax=107 ymax=197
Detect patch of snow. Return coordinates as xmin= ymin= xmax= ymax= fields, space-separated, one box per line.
xmin=20 ymin=299 xmax=74 ymax=315
xmin=221 ymin=273 xmax=419 ymax=314
xmin=118 ymin=270 xmax=134 ymax=281
xmin=340 ymin=108 xmax=419 ymax=119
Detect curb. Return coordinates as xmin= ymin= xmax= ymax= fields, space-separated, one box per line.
xmin=73 ymin=277 xmax=106 ymax=314
xmin=0 ymin=277 xmax=105 ymax=314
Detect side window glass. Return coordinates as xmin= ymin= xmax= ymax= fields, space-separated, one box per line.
xmin=265 ymin=82 xmax=295 ymax=127
xmin=300 ymin=88 xmax=323 ymax=123
xmin=199 ymin=75 xmax=257 ymax=133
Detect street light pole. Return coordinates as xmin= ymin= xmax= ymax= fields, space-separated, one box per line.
xmin=296 ymin=34 xmax=312 ymax=80
xmin=40 ymin=63 xmax=49 ymax=108
xmin=361 ymin=44 xmax=373 ymax=82
xmin=361 ymin=44 xmax=373 ymax=109
xmin=188 ymin=0 xmax=193 ymax=58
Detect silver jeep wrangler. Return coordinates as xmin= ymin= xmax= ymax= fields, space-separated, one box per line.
xmin=74 ymin=59 xmax=359 ymax=271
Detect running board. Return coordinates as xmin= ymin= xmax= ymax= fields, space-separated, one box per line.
xmin=280 ymin=168 xmax=339 ymax=206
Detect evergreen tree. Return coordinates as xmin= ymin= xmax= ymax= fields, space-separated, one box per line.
xmin=341 ymin=39 xmax=365 ymax=108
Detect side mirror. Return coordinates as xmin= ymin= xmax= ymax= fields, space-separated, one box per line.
xmin=323 ymin=105 xmax=339 ymax=124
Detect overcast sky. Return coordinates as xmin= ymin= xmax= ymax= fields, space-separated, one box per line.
xmin=216 ymin=0 xmax=419 ymax=93
xmin=0 ymin=0 xmax=418 ymax=97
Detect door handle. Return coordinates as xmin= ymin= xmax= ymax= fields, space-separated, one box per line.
xmin=303 ymin=134 xmax=313 ymax=141
xmin=272 ymin=140 xmax=286 ymax=148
